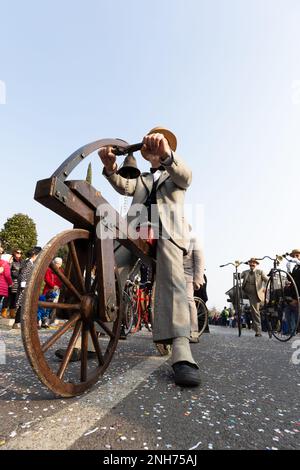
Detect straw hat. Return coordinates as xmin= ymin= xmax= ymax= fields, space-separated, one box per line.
xmin=291 ymin=248 xmax=300 ymax=256
xmin=141 ymin=126 xmax=177 ymax=157
xmin=247 ymin=257 xmax=259 ymax=265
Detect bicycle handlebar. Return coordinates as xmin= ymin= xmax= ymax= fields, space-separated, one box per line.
xmin=256 ymin=254 xmax=288 ymax=263
xmin=112 ymin=142 xmax=143 ymax=156
xmin=220 ymin=261 xmax=248 ymax=268
xmin=255 ymin=255 xmax=274 ymax=262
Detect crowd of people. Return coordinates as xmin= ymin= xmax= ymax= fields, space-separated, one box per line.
xmin=0 ymin=245 xmax=64 ymax=329
xmin=218 ymin=251 xmax=300 ymax=337
xmin=210 ymin=304 xmax=253 ymax=329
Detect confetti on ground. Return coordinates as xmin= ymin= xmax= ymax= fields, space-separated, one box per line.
xmin=189 ymin=441 xmax=202 ymax=450
xmin=84 ymin=427 xmax=99 ymax=436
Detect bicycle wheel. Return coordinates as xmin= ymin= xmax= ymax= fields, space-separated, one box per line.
xmin=122 ymin=288 xmax=138 ymax=336
xmin=263 ymin=269 xmax=300 ymax=342
xmin=194 ymin=297 xmax=208 ymax=337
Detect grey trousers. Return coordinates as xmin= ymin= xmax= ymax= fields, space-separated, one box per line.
xmin=186 ymin=278 xmax=199 ymax=336
xmin=115 ymin=238 xmax=191 ymax=342
xmin=75 ymin=239 xmax=194 ymax=363
xmin=247 ymin=293 xmax=262 ymax=334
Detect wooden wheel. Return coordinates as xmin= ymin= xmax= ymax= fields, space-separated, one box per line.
xmin=21 ymin=229 xmax=123 ymax=397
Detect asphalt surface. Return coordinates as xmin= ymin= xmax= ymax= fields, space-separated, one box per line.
xmin=0 ymin=326 xmax=299 ymax=450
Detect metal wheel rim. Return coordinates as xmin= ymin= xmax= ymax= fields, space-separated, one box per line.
xmin=194 ymin=296 xmax=208 ymax=337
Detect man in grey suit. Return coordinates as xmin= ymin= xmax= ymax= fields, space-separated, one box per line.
xmin=241 ymin=258 xmax=268 ymax=337
xmin=98 ymin=127 xmax=200 ymax=387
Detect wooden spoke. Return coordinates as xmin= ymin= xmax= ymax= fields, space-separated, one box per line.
xmin=80 ymin=325 xmax=89 ymax=382
xmin=38 ymin=301 xmax=81 ymax=310
xmin=95 ymin=320 xmax=115 ymax=339
xmin=41 ymin=313 xmax=81 ymax=353
xmin=64 ymin=253 xmax=72 ymax=280
xmin=89 ymin=324 xmax=104 ymax=366
xmin=50 ymin=261 xmax=82 ymax=301
xmin=68 ymin=241 xmax=86 ymax=294
xmin=57 ymin=321 xmax=82 ymax=380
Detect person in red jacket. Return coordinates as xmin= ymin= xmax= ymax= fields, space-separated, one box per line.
xmin=0 ymin=257 xmax=13 ymax=318
xmin=43 ymin=257 xmax=63 ymax=295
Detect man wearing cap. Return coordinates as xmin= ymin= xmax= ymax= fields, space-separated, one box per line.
xmin=241 ymin=258 xmax=268 ymax=337
xmin=98 ymin=127 xmax=201 ymax=387
xmin=286 ymin=249 xmax=300 ymax=275
xmin=285 ymin=249 xmax=300 ymax=335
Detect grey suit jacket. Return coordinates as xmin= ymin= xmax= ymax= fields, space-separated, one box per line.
xmin=241 ymin=269 xmax=269 ymax=302
xmin=103 ymin=154 xmax=192 ymax=253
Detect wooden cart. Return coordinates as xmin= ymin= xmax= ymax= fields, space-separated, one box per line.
xmin=22 ymin=139 xmax=154 ymax=397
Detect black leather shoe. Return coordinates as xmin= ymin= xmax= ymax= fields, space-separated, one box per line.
xmin=172 ymin=361 xmax=201 ymax=387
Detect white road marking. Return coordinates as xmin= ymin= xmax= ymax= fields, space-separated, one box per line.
xmin=3 ymin=355 xmax=169 ymax=450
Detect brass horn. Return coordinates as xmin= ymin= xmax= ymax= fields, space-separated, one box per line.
xmin=117 ymin=153 xmax=141 ymax=179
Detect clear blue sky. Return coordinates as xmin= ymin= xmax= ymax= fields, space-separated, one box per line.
xmin=1 ymin=0 xmax=300 ymax=309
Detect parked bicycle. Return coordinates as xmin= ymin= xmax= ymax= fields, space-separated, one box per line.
xmin=258 ymin=254 xmax=300 ymax=342
xmin=124 ymin=276 xmax=153 ymax=334
xmin=122 ymin=258 xmax=153 ymax=336
xmin=220 ymin=260 xmax=248 ymax=337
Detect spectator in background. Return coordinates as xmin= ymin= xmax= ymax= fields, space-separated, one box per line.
xmin=37 ymin=289 xmax=59 ymax=329
xmin=241 ymin=258 xmax=268 ymax=337
xmin=43 ymin=257 xmax=63 ymax=295
xmin=8 ymin=249 xmax=24 ymax=319
xmin=183 ymin=228 xmax=205 ymax=343
xmin=13 ymin=247 xmax=42 ymax=329
xmin=285 ymin=249 xmax=300 ymax=336
xmin=221 ymin=306 xmax=229 ymax=326
xmin=286 ymin=249 xmax=300 ymax=274
xmin=0 ymin=250 xmax=13 ymax=318
xmin=194 ymin=273 xmax=210 ymax=333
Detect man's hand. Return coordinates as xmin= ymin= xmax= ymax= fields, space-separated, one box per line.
xmin=141 ymin=133 xmax=172 ymax=161
xmin=98 ymin=146 xmax=117 ymax=173
xmin=194 ymin=281 xmax=202 ymax=291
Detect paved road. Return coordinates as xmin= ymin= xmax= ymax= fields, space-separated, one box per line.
xmin=0 ymin=326 xmax=299 ymax=450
